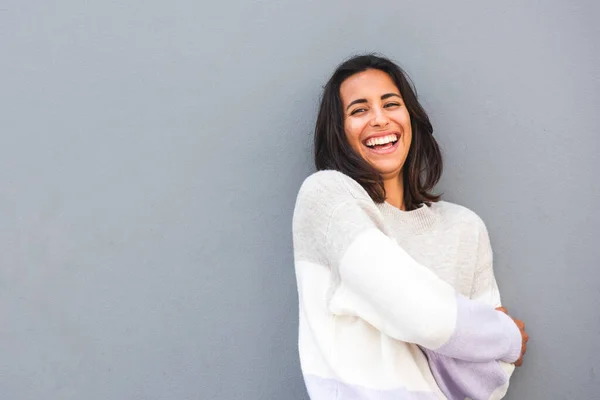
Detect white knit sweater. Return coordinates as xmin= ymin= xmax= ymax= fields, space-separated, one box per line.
xmin=292 ymin=170 xmax=520 ymax=400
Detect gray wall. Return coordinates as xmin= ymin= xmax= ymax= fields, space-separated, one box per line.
xmin=1 ymin=0 xmax=598 ymax=399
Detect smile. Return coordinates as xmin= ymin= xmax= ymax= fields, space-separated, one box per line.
xmin=362 ymin=132 xmax=400 ymax=154
xmin=364 ymin=133 xmax=399 ymax=148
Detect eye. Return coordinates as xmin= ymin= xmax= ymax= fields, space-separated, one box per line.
xmin=350 ymin=107 xmax=367 ymax=115
xmin=384 ymin=102 xmax=401 ymax=108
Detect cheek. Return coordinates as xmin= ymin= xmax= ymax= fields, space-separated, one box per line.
xmin=404 ymin=134 xmax=412 ymax=155
xmin=404 ymin=122 xmax=413 ymax=140
xmin=344 ymin=120 xmax=363 ymax=148
xmin=403 ymin=127 xmax=412 ymax=147
xmin=397 ymin=113 xmax=412 ymax=142
xmin=397 ymin=110 xmax=412 ymax=128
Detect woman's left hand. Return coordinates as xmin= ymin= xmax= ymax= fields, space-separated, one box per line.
xmin=496 ymin=306 xmax=529 ymax=367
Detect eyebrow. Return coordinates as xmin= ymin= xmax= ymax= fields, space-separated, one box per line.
xmin=345 ymin=93 xmax=402 ymax=111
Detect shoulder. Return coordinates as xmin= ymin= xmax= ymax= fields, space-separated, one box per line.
xmin=292 ymin=170 xmax=380 ymax=240
xmin=432 ymin=201 xmax=493 ymax=258
xmin=292 ymin=171 xmax=379 ymax=263
xmin=432 ymin=200 xmax=488 ymax=232
xmin=296 ymin=170 xmax=372 ymax=206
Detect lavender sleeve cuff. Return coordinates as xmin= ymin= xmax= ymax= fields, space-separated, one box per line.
xmin=497 ymin=311 xmax=522 ymax=363
xmin=435 ymin=294 xmax=522 ymax=363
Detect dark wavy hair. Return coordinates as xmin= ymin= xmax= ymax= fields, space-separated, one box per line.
xmin=314 ymin=54 xmax=443 ymax=210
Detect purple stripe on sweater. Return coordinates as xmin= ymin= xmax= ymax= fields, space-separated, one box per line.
xmin=303 ymin=374 xmax=439 ymax=400
xmin=422 ymin=348 xmax=508 ymax=400
xmin=436 ymin=294 xmax=522 ymax=363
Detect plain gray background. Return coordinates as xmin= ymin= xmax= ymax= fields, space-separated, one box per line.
xmin=1 ymin=0 xmax=599 ymax=399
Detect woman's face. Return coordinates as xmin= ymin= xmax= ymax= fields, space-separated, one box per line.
xmin=340 ymin=69 xmax=412 ymax=180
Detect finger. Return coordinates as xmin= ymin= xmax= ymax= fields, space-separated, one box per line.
xmin=524 ymin=333 xmax=529 ymax=342
xmin=515 ymin=358 xmax=523 ymax=367
xmin=515 ymin=318 xmax=524 ymax=327
xmin=515 ymin=319 xmax=525 ymax=329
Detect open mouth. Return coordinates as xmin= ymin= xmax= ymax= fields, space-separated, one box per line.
xmin=363 ymin=133 xmax=400 ymax=152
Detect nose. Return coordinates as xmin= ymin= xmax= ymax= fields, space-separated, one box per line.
xmin=369 ymin=106 xmax=390 ymax=127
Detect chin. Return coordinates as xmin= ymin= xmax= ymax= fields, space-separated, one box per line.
xmin=369 ymin=161 xmax=403 ymax=176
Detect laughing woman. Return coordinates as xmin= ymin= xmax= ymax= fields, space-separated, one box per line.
xmin=292 ymin=55 xmax=528 ymax=400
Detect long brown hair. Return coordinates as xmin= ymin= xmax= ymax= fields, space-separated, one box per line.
xmin=314 ymin=54 xmax=443 ymax=210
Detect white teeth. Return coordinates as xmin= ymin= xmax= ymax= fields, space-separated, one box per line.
xmin=365 ymin=134 xmax=398 ymax=147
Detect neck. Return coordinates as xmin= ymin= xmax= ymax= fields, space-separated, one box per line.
xmin=383 ymin=175 xmax=405 ymax=211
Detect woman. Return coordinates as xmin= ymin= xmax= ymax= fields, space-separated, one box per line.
xmin=292 ymin=54 xmax=528 ymax=400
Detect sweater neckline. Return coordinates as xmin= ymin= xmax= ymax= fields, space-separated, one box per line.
xmin=377 ymin=201 xmax=440 ymax=234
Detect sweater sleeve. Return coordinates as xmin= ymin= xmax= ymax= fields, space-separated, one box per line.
xmin=293 ymin=171 xmax=522 ymax=363
xmin=420 ymin=217 xmax=516 ymax=400
xmin=469 ymin=218 xmax=516 ymax=398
